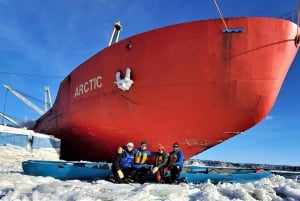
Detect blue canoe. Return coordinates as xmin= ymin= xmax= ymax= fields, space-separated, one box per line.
xmin=22 ymin=160 xmax=111 ymax=180
xmin=178 ymin=166 xmax=271 ymax=184
xmin=22 ymin=160 xmax=271 ymax=183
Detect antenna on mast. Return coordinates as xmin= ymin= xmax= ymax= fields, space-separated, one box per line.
xmin=108 ymin=21 xmax=122 ymax=46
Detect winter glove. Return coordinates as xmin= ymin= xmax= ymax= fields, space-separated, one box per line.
xmin=152 ymin=167 xmax=159 ymax=174
xmin=117 ymin=169 xmax=124 ymax=179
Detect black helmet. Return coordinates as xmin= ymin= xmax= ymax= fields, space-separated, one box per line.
xmin=173 ymin=142 xmax=179 ymax=148
xmin=140 ymin=140 xmax=148 ymax=146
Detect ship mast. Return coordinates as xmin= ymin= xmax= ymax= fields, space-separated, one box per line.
xmin=108 ymin=21 xmax=122 ymax=46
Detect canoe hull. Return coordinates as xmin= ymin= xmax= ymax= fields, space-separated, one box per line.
xmin=22 ymin=160 xmax=111 ymax=180
xmin=22 ymin=160 xmax=270 ymax=183
xmin=179 ymin=166 xmax=271 ymax=184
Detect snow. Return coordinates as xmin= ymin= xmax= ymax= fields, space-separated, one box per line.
xmin=1 ymin=145 xmax=300 ymax=201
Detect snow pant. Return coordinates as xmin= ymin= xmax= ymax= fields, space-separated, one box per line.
xmin=129 ymin=166 xmax=150 ymax=183
xmin=111 ymin=164 xmax=131 ymax=183
xmin=156 ymin=167 xmax=168 ymax=182
xmin=170 ymin=165 xmax=182 ymax=182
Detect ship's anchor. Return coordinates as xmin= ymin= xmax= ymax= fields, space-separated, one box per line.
xmin=114 ymin=67 xmax=134 ymax=91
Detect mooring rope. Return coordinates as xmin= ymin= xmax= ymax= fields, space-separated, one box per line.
xmin=297 ymin=0 xmax=300 ymax=35
xmin=295 ymin=0 xmax=300 ymax=46
xmin=212 ymin=0 xmax=229 ymax=32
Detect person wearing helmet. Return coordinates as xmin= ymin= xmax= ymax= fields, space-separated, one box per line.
xmin=111 ymin=142 xmax=135 ymax=183
xmin=128 ymin=140 xmax=156 ymax=183
xmin=152 ymin=144 xmax=169 ymax=183
xmin=167 ymin=142 xmax=184 ymax=184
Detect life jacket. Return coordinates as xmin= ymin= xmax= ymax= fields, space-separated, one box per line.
xmin=134 ymin=150 xmax=148 ymax=164
xmin=155 ymin=153 xmax=166 ymax=166
xmin=120 ymin=150 xmax=134 ymax=168
xmin=168 ymin=151 xmax=178 ymax=165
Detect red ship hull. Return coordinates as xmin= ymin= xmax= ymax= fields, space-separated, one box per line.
xmin=33 ymin=17 xmax=299 ymax=162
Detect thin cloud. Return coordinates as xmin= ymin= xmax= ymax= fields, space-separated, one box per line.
xmin=265 ymin=116 xmax=274 ymax=121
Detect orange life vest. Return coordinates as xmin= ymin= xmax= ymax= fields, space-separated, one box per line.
xmin=169 ymin=153 xmax=178 ymax=165
xmin=134 ymin=151 xmax=148 ymax=164
xmin=155 ymin=154 xmax=164 ymax=166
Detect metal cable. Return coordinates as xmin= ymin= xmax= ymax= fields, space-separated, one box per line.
xmin=212 ymin=0 xmax=229 ymax=32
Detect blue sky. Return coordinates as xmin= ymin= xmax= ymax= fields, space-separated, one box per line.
xmin=0 ymin=0 xmax=299 ymax=166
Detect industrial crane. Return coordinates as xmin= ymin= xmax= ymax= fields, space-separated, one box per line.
xmin=44 ymin=86 xmax=52 ymax=112
xmin=3 ymin=84 xmax=52 ymax=115
xmin=0 ymin=112 xmax=21 ymax=127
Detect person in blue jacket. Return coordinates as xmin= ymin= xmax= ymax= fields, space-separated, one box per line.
xmin=168 ymin=142 xmax=184 ymax=184
xmin=128 ymin=140 xmax=156 ymax=183
xmin=111 ymin=142 xmax=135 ymax=183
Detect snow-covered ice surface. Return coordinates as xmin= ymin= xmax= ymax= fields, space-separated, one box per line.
xmin=1 ymin=145 xmax=300 ymax=201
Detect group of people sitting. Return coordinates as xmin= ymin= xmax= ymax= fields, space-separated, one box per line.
xmin=111 ymin=140 xmax=184 ymax=184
